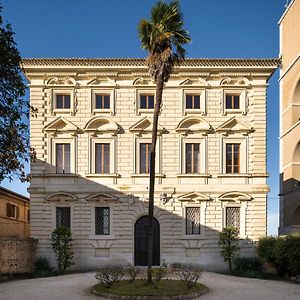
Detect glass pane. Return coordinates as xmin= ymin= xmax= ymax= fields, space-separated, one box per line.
xmin=95 ymin=144 xmax=102 ymax=173
xmin=104 ymin=144 xmax=110 ymax=173
xmin=226 ymin=144 xmax=232 ymax=173
xmin=140 ymin=95 xmax=147 ymax=109
xmin=56 ymin=95 xmax=63 ymax=109
xmin=56 ymin=144 xmax=63 ymax=173
xmin=104 ymin=95 xmax=110 ymax=109
xmin=185 ymin=143 xmax=192 ymax=173
xmin=56 ymin=207 xmax=70 ymax=229
xmin=148 ymin=95 xmax=154 ymax=109
xmin=64 ymin=95 xmax=70 ymax=109
xmin=95 ymin=143 xmax=110 ymax=174
xmin=234 ymin=96 xmax=239 ymax=109
xmin=193 ymin=144 xmax=200 ymax=173
xmin=140 ymin=143 xmax=150 ymax=173
xmin=186 ymin=95 xmax=192 ymax=109
xmin=63 ymin=144 xmax=71 ymax=173
xmin=194 ymin=95 xmax=200 ymax=109
xmin=95 ymin=207 xmax=110 ymax=235
xmin=95 ymin=95 xmax=103 ymax=109
xmin=226 ymin=95 xmax=232 ymax=109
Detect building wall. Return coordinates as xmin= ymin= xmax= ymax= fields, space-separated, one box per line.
xmin=0 ymin=190 xmax=30 ymax=239
xmin=24 ymin=59 xmax=276 ymax=270
xmin=279 ymin=0 xmax=300 ymax=233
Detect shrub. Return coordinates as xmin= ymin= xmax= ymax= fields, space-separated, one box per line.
xmin=95 ymin=265 xmax=125 ymax=288
xmin=257 ymin=236 xmax=277 ymax=264
xmin=284 ymin=233 xmax=300 ymax=276
xmin=218 ymin=226 xmax=240 ymax=273
xmin=233 ymin=257 xmax=263 ymax=278
xmin=33 ymin=257 xmax=53 ymax=277
xmin=152 ymin=267 xmax=168 ymax=288
xmin=171 ymin=263 xmax=202 ymax=289
xmin=126 ymin=265 xmax=140 ymax=283
xmin=51 ymin=226 xmax=74 ymax=273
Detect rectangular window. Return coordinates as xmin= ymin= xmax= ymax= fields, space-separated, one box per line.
xmin=140 ymin=143 xmax=151 ymax=173
xmin=56 ymin=143 xmax=71 ymax=174
xmin=225 ymin=94 xmax=240 ymax=109
xmin=95 ymin=207 xmax=110 ymax=235
xmin=56 ymin=207 xmax=71 ymax=229
xmin=186 ymin=94 xmax=200 ymax=109
xmin=95 ymin=94 xmax=110 ymax=109
xmin=226 ymin=143 xmax=240 ymax=173
xmin=186 ymin=207 xmax=200 ymax=235
xmin=7 ymin=203 xmax=17 ymax=218
xmin=56 ymin=94 xmax=71 ymax=109
xmin=95 ymin=143 xmax=110 ymax=174
xmin=226 ymin=207 xmax=240 ymax=231
xmin=140 ymin=94 xmax=154 ymax=109
xmin=185 ymin=143 xmax=200 ymax=173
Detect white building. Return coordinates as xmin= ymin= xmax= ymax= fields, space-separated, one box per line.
xmin=23 ymin=58 xmax=278 ymax=270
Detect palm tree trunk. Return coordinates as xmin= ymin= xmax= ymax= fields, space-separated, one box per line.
xmin=147 ymin=73 xmax=164 ymax=283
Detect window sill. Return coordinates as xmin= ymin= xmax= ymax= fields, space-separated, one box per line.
xmin=177 ymin=173 xmax=211 ymax=178
xmin=85 ymin=173 xmax=121 ymax=178
xmin=224 ymin=109 xmax=244 ymax=115
xmin=89 ymin=235 xmax=115 ymax=240
xmin=53 ymin=109 xmax=72 ymax=114
xmin=184 ymin=109 xmax=204 ymax=115
xmin=180 ymin=235 xmax=206 ymax=240
xmin=92 ymin=109 xmax=112 ymax=114
xmin=45 ymin=173 xmax=77 ymax=177
xmin=217 ymin=173 xmax=251 ymax=178
xmin=137 ymin=109 xmax=154 ymax=114
xmin=130 ymin=173 xmax=166 ymax=178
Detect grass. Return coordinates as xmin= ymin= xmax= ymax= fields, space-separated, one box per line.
xmin=92 ymin=279 xmax=207 ymax=297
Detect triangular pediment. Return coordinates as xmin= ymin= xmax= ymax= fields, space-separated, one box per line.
xmin=176 ymin=116 xmax=211 ymax=134
xmin=43 ymin=117 xmax=80 ymax=133
xmin=177 ymin=192 xmax=211 ymax=202
xmin=129 ymin=117 xmax=165 ymax=134
xmin=179 ymin=77 xmax=208 ymax=86
xmin=87 ymin=77 xmax=102 ymax=85
xmin=84 ymin=117 xmax=119 ymax=133
xmin=219 ymin=192 xmax=252 ymax=201
xmin=85 ymin=193 xmax=117 ymax=201
xmin=216 ymin=117 xmax=253 ymax=134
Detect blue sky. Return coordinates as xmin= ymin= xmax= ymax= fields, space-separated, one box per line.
xmin=0 ymin=0 xmax=286 ymax=235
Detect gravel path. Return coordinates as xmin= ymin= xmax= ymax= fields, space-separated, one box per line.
xmin=0 ymin=272 xmax=299 ymax=300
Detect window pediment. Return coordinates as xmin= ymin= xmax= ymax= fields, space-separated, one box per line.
xmin=129 ymin=117 xmax=165 ymax=134
xmin=43 ymin=117 xmax=80 ymax=134
xmin=177 ymin=192 xmax=211 ymax=202
xmin=179 ymin=78 xmax=209 ymax=87
xmin=220 ymin=77 xmax=250 ymax=87
xmin=176 ymin=116 xmax=211 ymax=134
xmin=46 ymin=192 xmax=78 ymax=202
xmin=46 ymin=77 xmax=77 ymax=86
xmin=218 ymin=192 xmax=252 ymax=201
xmin=84 ymin=117 xmax=119 ymax=134
xmin=85 ymin=193 xmax=117 ymax=202
xmin=216 ymin=117 xmax=253 ymax=135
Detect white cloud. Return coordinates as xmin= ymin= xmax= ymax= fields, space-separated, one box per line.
xmin=268 ymin=213 xmax=279 ymax=236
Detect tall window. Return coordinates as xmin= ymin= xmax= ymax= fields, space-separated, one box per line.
xmin=226 ymin=143 xmax=240 ymax=173
xmin=95 ymin=143 xmax=110 ymax=174
xmin=56 ymin=143 xmax=71 ymax=174
xmin=56 ymin=94 xmax=71 ymax=109
xmin=225 ymin=94 xmax=240 ymax=109
xmin=95 ymin=94 xmax=110 ymax=109
xmin=185 ymin=143 xmax=200 ymax=173
xmin=140 ymin=143 xmax=151 ymax=173
xmin=7 ymin=203 xmax=19 ymax=219
xmin=186 ymin=207 xmax=200 ymax=235
xmin=56 ymin=207 xmax=70 ymax=229
xmin=226 ymin=207 xmax=240 ymax=232
xmin=95 ymin=207 xmax=110 ymax=235
xmin=186 ymin=94 xmax=200 ymax=109
xmin=140 ymin=94 xmax=154 ymax=109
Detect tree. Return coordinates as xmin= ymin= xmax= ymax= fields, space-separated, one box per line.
xmin=138 ymin=0 xmax=190 ymax=282
xmin=218 ymin=226 xmax=240 ymax=273
xmin=51 ymin=226 xmax=74 ymax=273
xmin=0 ymin=5 xmax=34 ymax=183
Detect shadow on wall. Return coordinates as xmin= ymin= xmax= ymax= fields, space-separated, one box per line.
xmin=29 ymin=159 xmax=258 ymax=272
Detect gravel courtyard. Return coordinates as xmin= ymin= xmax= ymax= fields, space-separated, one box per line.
xmin=0 ymin=272 xmax=299 ymax=300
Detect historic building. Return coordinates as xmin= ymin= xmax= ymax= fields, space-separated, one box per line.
xmin=22 ymin=58 xmax=278 ymax=270
xmin=279 ymin=0 xmax=300 ymax=234
xmin=0 ymin=186 xmax=30 ymax=239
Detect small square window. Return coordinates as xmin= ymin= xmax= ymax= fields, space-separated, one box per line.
xmin=186 ymin=207 xmax=200 ymax=235
xmin=56 ymin=94 xmax=71 ymax=109
xmin=56 ymin=207 xmax=70 ymax=229
xmin=225 ymin=94 xmax=240 ymax=109
xmin=140 ymin=94 xmax=154 ymax=109
xmin=226 ymin=143 xmax=240 ymax=174
xmin=186 ymin=94 xmax=200 ymax=109
xmin=7 ymin=203 xmax=18 ymax=218
xmin=226 ymin=207 xmax=240 ymax=232
xmin=95 ymin=207 xmax=110 ymax=235
xmin=95 ymin=94 xmax=110 ymax=109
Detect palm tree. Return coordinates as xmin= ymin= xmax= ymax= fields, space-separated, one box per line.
xmin=138 ymin=0 xmax=191 ymax=282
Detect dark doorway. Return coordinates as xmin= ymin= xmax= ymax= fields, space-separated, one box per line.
xmin=134 ymin=216 xmax=160 ymax=266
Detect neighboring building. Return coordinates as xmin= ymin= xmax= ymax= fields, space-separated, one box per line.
xmin=279 ymin=0 xmax=300 ymax=234
xmin=0 ymin=186 xmax=30 ymax=239
xmin=22 ymin=58 xmax=278 ymax=270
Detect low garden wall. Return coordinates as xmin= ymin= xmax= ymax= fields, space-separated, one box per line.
xmin=0 ymin=238 xmax=38 ymax=274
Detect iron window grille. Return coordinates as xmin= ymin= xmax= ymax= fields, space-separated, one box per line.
xmin=95 ymin=207 xmax=110 ymax=235
xmin=186 ymin=207 xmax=200 ymax=235
xmin=226 ymin=207 xmax=240 ymax=232
xmin=56 ymin=207 xmax=71 ymax=229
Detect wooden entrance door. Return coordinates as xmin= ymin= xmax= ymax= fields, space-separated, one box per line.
xmin=134 ymin=216 xmax=160 ymax=266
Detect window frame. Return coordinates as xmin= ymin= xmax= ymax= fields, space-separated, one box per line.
xmin=95 ymin=207 xmax=110 ymax=235
xmin=55 ymin=143 xmax=71 ymax=174
xmin=225 ymin=143 xmax=240 ymax=174
xmin=182 ymin=89 xmax=206 ymax=115
xmin=55 ymin=206 xmax=71 ymax=229
xmin=51 ymin=203 xmax=74 ymax=234
xmin=91 ymin=89 xmax=115 ymax=115
xmin=135 ymin=89 xmax=155 ymax=114
xmin=52 ymin=89 xmax=74 ymax=115
xmin=6 ymin=203 xmax=19 ymax=219
xmin=185 ymin=206 xmax=201 ymax=235
xmin=222 ymin=89 xmax=246 ymax=115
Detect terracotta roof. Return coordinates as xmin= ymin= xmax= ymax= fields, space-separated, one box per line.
xmin=21 ymin=58 xmax=280 ymax=68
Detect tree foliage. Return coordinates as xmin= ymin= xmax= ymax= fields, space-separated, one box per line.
xmin=0 ymin=5 xmax=35 ymax=183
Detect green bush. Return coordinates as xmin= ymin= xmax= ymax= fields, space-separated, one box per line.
xmin=257 ymin=236 xmax=277 ymax=264
xmin=152 ymin=267 xmax=168 ymax=288
xmin=171 ymin=263 xmax=202 ymax=289
xmin=33 ymin=257 xmax=53 ymax=277
xmin=95 ymin=265 xmax=125 ymax=288
xmin=51 ymin=226 xmax=74 ymax=273
xmin=233 ymin=257 xmax=263 ymax=278
xmin=125 ymin=265 xmax=140 ymax=283
xmin=218 ymin=226 xmax=240 ymax=273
